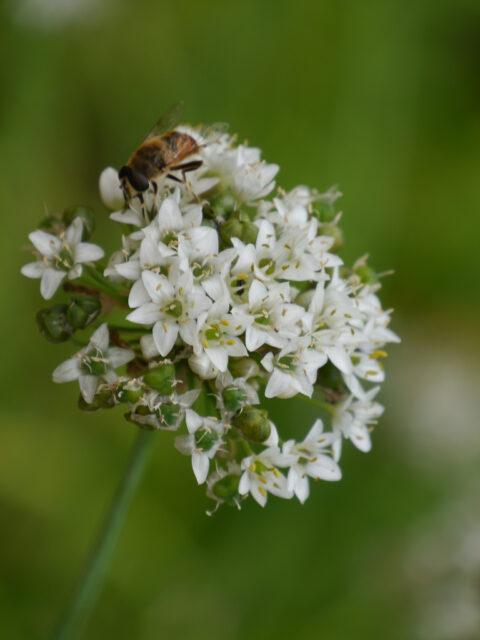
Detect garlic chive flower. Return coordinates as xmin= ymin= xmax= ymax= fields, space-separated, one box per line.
xmin=52 ymin=324 xmax=134 ymax=403
xmin=22 ymin=111 xmax=399 ymax=512
xmin=21 ymin=218 xmax=104 ymax=299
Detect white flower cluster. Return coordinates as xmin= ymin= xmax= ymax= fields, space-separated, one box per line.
xmin=21 ymin=121 xmax=399 ymax=512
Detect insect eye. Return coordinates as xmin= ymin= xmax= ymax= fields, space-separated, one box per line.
xmin=118 ymin=166 xmax=149 ymax=192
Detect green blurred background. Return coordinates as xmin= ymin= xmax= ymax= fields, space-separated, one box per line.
xmin=2 ymin=0 xmax=480 ymax=638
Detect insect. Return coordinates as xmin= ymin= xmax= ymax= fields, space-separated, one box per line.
xmin=118 ymin=102 xmax=206 ymax=202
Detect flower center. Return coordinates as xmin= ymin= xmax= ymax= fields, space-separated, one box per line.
xmin=54 ymin=247 xmax=74 ymax=271
xmin=194 ymin=426 xmax=218 ymax=451
xmin=165 ymin=299 xmax=183 ymax=318
xmin=80 ymin=347 xmax=108 ymax=376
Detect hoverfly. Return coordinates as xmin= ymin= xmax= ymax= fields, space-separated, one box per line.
xmin=118 ymin=102 xmax=224 ymax=203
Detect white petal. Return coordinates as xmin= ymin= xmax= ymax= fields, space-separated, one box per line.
xmin=158 ymin=197 xmax=183 ymax=230
xmin=79 ymin=374 xmax=98 ymax=404
xmin=294 ymin=474 xmax=310 ymax=504
xmin=75 ymin=243 xmax=104 ymax=264
xmin=108 ymin=347 xmax=134 ymax=368
xmin=265 ymin=369 xmax=296 ymax=399
xmin=99 ymin=167 xmax=125 ymax=210
xmin=205 ymin=346 xmax=228 ymax=372
xmin=238 ymin=472 xmax=250 ymax=496
xmin=90 ymin=323 xmax=109 ymax=351
xmin=192 ymin=453 xmax=210 ymax=484
xmin=186 ymin=409 xmax=203 ymax=433
xmin=128 ymin=279 xmax=150 ymax=308
xmin=142 ymin=271 xmax=173 ymax=304
xmin=40 ymin=268 xmax=65 ymax=299
xmin=116 ymin=260 xmax=141 ymax=281
xmin=326 ymin=346 xmax=352 ymax=374
xmin=152 ymin=321 xmax=178 ymax=357
xmin=52 ymin=358 xmax=80 ymax=383
xmin=175 ymin=434 xmax=194 ymax=456
xmin=21 ymin=261 xmax=46 ymax=279
xmin=248 ymin=279 xmax=268 ymax=307
xmin=29 ymin=230 xmax=60 ymax=257
xmin=65 ymin=217 xmax=84 ymax=246
xmin=127 ymin=303 xmax=162 ymax=326
xmin=246 ymin=326 xmax=266 ymax=352
xmin=140 ymin=334 xmax=160 ymax=359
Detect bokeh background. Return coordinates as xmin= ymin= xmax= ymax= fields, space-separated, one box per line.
xmin=2 ymin=0 xmax=480 ymax=638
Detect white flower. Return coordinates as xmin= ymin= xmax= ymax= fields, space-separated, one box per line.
xmin=52 ymin=323 xmax=134 ymax=403
xmin=129 ymin=389 xmax=199 ymax=431
xmin=175 ymin=410 xmax=226 ymax=484
xmin=126 ymin=269 xmax=211 ymax=357
xmin=261 ymin=346 xmax=328 ymax=399
xmin=21 ymin=218 xmax=104 ymax=299
xmin=238 ymin=448 xmax=293 ymax=507
xmin=332 ymin=386 xmax=384 ymax=459
xmin=283 ymin=419 xmax=341 ymax=503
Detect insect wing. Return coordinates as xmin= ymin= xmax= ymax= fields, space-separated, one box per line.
xmin=198 ymin=121 xmax=230 ymax=143
xmin=143 ymin=101 xmax=184 ymax=141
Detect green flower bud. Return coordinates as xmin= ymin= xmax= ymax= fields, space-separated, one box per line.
xmin=36 ymin=305 xmax=74 ymax=343
xmin=220 ymin=218 xmax=243 ymax=246
xmin=39 ymin=214 xmax=64 ymax=235
xmin=319 ymin=224 xmax=344 ymax=252
xmin=240 ymin=219 xmax=258 ymax=244
xmin=229 ymin=358 xmax=260 ymax=380
xmin=233 ymin=406 xmax=271 ymax=443
xmin=212 ymin=474 xmax=240 ymax=500
xmin=78 ymin=388 xmax=116 ymax=412
xmin=223 ymin=387 xmax=247 ymax=412
xmin=115 ymin=380 xmax=144 ymax=404
xmin=314 ymin=203 xmax=336 ymax=223
xmin=144 ymin=363 xmax=176 ymax=395
xmin=354 ymin=265 xmax=378 ymax=285
xmin=210 ymin=192 xmax=237 ymax=218
xmin=66 ymin=294 xmax=101 ymax=330
xmin=62 ymin=206 xmax=95 ymax=240
xmin=159 ymin=402 xmax=180 ymax=427
xmin=316 ymin=361 xmax=345 ymax=393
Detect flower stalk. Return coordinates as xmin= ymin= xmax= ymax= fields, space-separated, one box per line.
xmin=51 ymin=429 xmax=156 ymax=640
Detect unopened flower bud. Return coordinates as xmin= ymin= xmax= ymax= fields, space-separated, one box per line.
xmin=229 ymin=358 xmax=260 ymax=380
xmin=223 ymin=387 xmax=247 ymax=412
xmin=354 ymin=265 xmax=378 ymax=285
xmin=78 ymin=387 xmax=116 ymax=412
xmin=62 ymin=206 xmax=95 ymax=240
xmin=220 ymin=215 xmax=258 ymax=247
xmin=143 ymin=363 xmax=176 ymax=395
xmin=66 ymin=294 xmax=101 ymax=330
xmin=39 ymin=214 xmax=64 ymax=235
xmin=210 ymin=192 xmax=236 ymax=218
xmin=36 ymin=305 xmax=74 ymax=343
xmin=212 ymin=474 xmax=240 ymax=501
xmin=233 ymin=406 xmax=271 ymax=443
xmin=319 ymin=224 xmax=344 ymax=252
xmin=115 ymin=380 xmax=144 ymax=404
xmin=220 ymin=218 xmax=243 ymax=246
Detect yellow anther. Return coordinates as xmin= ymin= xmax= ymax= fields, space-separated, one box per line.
xmin=259 ymin=475 xmax=267 ymax=484
xmin=220 ymin=319 xmax=230 ymax=326
xmin=258 ymin=486 xmax=267 ymax=497
xmin=226 ymin=339 xmax=235 ymax=345
xmin=370 ymin=350 xmax=388 ymax=359
xmin=202 ymin=339 xmax=209 ymax=349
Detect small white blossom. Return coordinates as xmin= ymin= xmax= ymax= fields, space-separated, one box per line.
xmin=21 ymin=218 xmax=104 ymax=299
xmin=175 ymin=410 xmax=226 ymax=484
xmin=52 ymin=323 xmax=134 ymax=403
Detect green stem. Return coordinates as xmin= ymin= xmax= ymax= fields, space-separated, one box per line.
xmin=51 ymin=429 xmax=156 ymax=640
xmin=295 ymin=394 xmax=335 ymax=415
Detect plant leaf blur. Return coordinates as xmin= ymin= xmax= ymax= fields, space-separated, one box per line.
xmin=2 ymin=1 xmax=479 ymax=638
